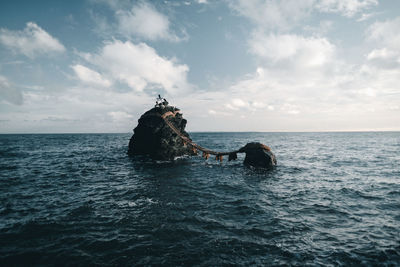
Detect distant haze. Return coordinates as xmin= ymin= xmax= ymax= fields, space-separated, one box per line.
xmin=0 ymin=0 xmax=399 ymax=133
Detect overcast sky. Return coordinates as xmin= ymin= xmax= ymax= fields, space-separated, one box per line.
xmin=0 ymin=0 xmax=399 ymax=133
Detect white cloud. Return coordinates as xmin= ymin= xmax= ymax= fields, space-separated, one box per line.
xmin=116 ymin=2 xmax=180 ymax=41
xmin=366 ymin=17 xmax=400 ymax=68
xmin=2 ymin=1 xmax=399 ymax=133
xmin=207 ymin=108 xmax=232 ymax=117
xmin=224 ymin=98 xmax=267 ymax=111
xmin=215 ymin=30 xmax=400 ymax=130
xmin=281 ymin=103 xmax=300 ymax=114
xmin=71 ymin=64 xmax=112 ymax=87
xmin=181 ymin=22 xmax=391 ymax=131
xmin=357 ymin=12 xmax=377 ymax=22
xmin=249 ymin=32 xmax=336 ymax=68
xmin=199 ymin=62 xmax=398 ymax=131
xmin=232 ymin=98 xmax=248 ymax=108
xmin=229 ymin=0 xmax=314 ymax=30
xmin=367 ymin=16 xmax=400 ymax=48
xmin=367 ymin=48 xmax=397 ymax=61
xmin=0 ymin=75 xmax=23 ymax=105
xmin=0 ymin=84 xmax=154 ymax=133
xmin=0 ymin=22 xmax=65 ymax=58
xmin=108 ymin=111 xmax=133 ymax=121
xmin=229 ymin=0 xmax=378 ymax=31
xmin=83 ymin=40 xmax=189 ymax=94
xmin=10 ymin=38 xmax=191 ymax=132
xmin=317 ymin=0 xmax=378 ymax=17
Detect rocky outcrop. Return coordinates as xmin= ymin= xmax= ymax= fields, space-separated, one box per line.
xmin=128 ymin=105 xmax=196 ymax=160
xmin=239 ymin=142 xmax=277 ymax=169
xmin=128 ymin=102 xmax=277 ymax=169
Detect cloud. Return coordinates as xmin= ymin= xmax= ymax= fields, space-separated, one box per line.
xmin=2 ymin=37 xmax=190 ymax=132
xmin=108 ymin=111 xmax=133 ymax=121
xmin=228 ymin=2 xmax=352 ymax=123
xmin=116 ymin=2 xmax=180 ymax=41
xmin=229 ymin=0 xmax=378 ymax=31
xmin=356 ymin=18 xmax=400 ymax=106
xmin=0 ymin=22 xmax=65 ymax=58
xmin=225 ymin=98 xmax=267 ymax=112
xmin=71 ymin=64 xmax=112 ymax=87
xmin=366 ymin=48 xmax=400 ymax=69
xmin=0 ymin=75 xmax=23 ymax=105
xmin=201 ymin=64 xmax=397 ymax=130
xmin=210 ymin=20 xmax=400 ymax=130
xmin=367 ymin=48 xmax=396 ymax=61
xmin=0 ymin=85 xmax=154 ymax=133
xmin=356 ymin=12 xmax=378 ymax=22
xmin=207 ymin=108 xmax=232 ymax=117
xmin=185 ymin=29 xmax=378 ymax=127
xmin=316 ymin=0 xmax=378 ymax=17
xmin=89 ymin=0 xmax=132 ymax=10
xmin=2 ymin=1 xmax=398 ymax=133
xmin=367 ymin=16 xmax=400 ymax=48
xmin=80 ymin=40 xmax=189 ymax=94
xmin=366 ymin=17 xmax=400 ymax=68
xmin=229 ymin=0 xmax=314 ymax=30
xmin=249 ymin=32 xmax=335 ymax=68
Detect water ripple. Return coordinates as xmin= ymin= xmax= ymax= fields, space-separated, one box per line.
xmin=0 ymin=132 xmax=399 ymax=265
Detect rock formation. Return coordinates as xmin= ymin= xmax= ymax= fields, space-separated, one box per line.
xmin=239 ymin=142 xmax=277 ymax=169
xmin=128 ymin=105 xmax=196 ymax=160
xmin=128 ymin=99 xmax=277 ymax=169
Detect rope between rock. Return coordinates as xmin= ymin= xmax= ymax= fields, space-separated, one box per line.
xmin=160 ymin=111 xmax=240 ymax=160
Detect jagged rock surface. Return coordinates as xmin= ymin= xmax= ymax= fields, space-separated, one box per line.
xmin=128 ymin=106 xmax=195 ymax=160
xmin=239 ymin=142 xmax=277 ymax=169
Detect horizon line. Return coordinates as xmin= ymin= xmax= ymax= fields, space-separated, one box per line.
xmin=1 ymin=130 xmax=400 ymax=134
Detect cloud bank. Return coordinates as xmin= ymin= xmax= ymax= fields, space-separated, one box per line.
xmin=1 ymin=1 xmax=399 ymax=132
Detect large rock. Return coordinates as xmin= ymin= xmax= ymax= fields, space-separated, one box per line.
xmin=239 ymin=142 xmax=277 ymax=169
xmin=128 ymin=105 xmax=195 ymax=160
xmin=128 ymin=101 xmax=277 ymax=169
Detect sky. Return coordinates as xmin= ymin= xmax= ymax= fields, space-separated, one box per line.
xmin=0 ymin=0 xmax=399 ymax=133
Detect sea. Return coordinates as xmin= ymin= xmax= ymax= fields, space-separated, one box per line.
xmin=0 ymin=132 xmax=399 ymax=266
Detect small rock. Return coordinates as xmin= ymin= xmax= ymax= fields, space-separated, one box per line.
xmin=239 ymin=142 xmax=277 ymax=169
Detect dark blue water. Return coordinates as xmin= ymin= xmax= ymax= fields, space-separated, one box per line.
xmin=0 ymin=132 xmax=399 ymax=266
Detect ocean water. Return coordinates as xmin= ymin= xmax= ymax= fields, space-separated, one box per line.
xmin=0 ymin=132 xmax=399 ymax=266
